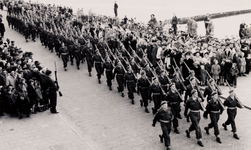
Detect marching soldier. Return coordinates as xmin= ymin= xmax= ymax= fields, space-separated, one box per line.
xmin=137 ymin=70 xmax=150 ymax=113
xmin=149 ymin=77 xmax=163 ymax=114
xmin=83 ymin=39 xmax=94 ymax=76
xmin=93 ymin=49 xmax=104 ymax=84
xmin=166 ymin=83 xmax=183 ymax=134
xmin=58 ymin=42 xmax=69 ymax=71
xmin=204 ymin=79 xmax=222 ymax=102
xmin=103 ymin=58 xmax=114 ymax=90
xmin=73 ymin=39 xmax=82 ymax=70
xmin=152 ymin=101 xmax=173 ymax=150
xmin=203 ymin=92 xmax=224 ymax=143
xmin=124 ymin=66 xmax=137 ymax=104
xmin=222 ymin=89 xmax=243 ymax=140
xmin=158 ymin=70 xmax=170 ymax=98
xmin=113 ymin=60 xmax=125 ymax=97
xmin=184 ymin=89 xmax=204 ymax=147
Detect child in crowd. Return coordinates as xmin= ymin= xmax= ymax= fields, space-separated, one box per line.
xmin=239 ymin=52 xmax=246 ymax=76
xmin=211 ymin=59 xmax=221 ymax=84
xmin=228 ymin=63 xmax=239 ymax=88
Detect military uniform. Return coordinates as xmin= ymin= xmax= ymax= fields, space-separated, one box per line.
xmin=59 ymin=44 xmax=69 ymax=71
xmin=149 ymin=79 xmax=163 ymax=114
xmin=222 ymin=90 xmax=243 ymax=139
xmin=103 ymin=60 xmax=114 ymax=90
xmin=137 ymin=73 xmax=150 ymax=113
xmin=203 ymin=92 xmax=224 ymax=143
xmin=152 ymin=101 xmax=173 ymax=150
xmin=113 ymin=64 xmax=125 ymax=97
xmin=83 ymin=44 xmax=94 ymax=76
xmin=93 ymin=51 xmax=104 ymax=83
xmin=124 ymin=69 xmax=136 ymax=104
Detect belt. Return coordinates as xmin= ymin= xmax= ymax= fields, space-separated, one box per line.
xmin=228 ymin=107 xmax=236 ymax=109
xmin=106 ymin=69 xmax=112 ymax=71
xmin=126 ymin=80 xmax=134 ymax=82
xmin=153 ymin=93 xmax=160 ymax=95
xmin=190 ymin=110 xmax=200 ymax=113
xmin=160 ymin=119 xmax=170 ymax=123
xmin=117 ymin=74 xmax=124 ymax=76
xmin=170 ymin=102 xmax=178 ymax=104
xmin=211 ymin=110 xmax=220 ymax=113
xmin=61 ymin=53 xmax=68 ymax=55
xmin=95 ymin=61 xmax=102 ymax=63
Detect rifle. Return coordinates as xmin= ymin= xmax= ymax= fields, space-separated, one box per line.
xmin=173 ymin=58 xmax=185 ymax=82
xmin=205 ymin=70 xmax=222 ymax=93
xmin=54 ymin=61 xmax=63 ymax=97
xmin=172 ymin=65 xmax=187 ymax=91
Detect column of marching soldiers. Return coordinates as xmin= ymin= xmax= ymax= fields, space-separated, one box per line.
xmin=4 ymin=1 xmax=250 ymax=149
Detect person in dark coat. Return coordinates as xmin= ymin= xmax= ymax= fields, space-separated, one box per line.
xmin=73 ymin=39 xmax=82 ymax=70
xmin=184 ymin=89 xmax=204 ymax=147
xmin=203 ymin=92 xmax=224 ymax=143
xmin=83 ymin=40 xmax=94 ymax=76
xmin=222 ymin=89 xmax=243 ymax=140
xmin=114 ymin=1 xmax=118 ymax=17
xmin=203 ymin=78 xmax=222 ymax=102
xmin=103 ymin=58 xmax=114 ymax=90
xmin=93 ymin=49 xmax=104 ymax=84
xmin=137 ymin=70 xmax=150 ymax=113
xmin=59 ymin=42 xmax=69 ymax=71
xmin=152 ymin=101 xmax=173 ymax=150
xmin=171 ymin=13 xmax=178 ymax=35
xmin=44 ymin=70 xmax=59 ymax=114
xmin=149 ymin=77 xmax=163 ymax=114
xmin=0 ymin=19 xmax=5 ymax=38
xmin=113 ymin=61 xmax=125 ymax=97
xmin=124 ymin=66 xmax=136 ymax=104
xmin=166 ymin=83 xmax=183 ymax=134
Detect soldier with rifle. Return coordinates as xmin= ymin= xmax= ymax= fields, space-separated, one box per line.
xmin=103 ymin=57 xmax=114 ymax=90
xmin=222 ymin=88 xmax=244 ymax=140
xmin=58 ymin=42 xmax=69 ymax=71
xmin=83 ymin=39 xmax=94 ymax=76
xmin=113 ymin=60 xmax=125 ymax=97
xmin=137 ymin=70 xmax=150 ymax=113
xmin=203 ymin=92 xmax=224 ymax=143
xmin=93 ymin=47 xmax=104 ymax=84
xmin=184 ymin=89 xmax=205 ymax=147
xmin=124 ymin=66 xmax=137 ymax=104
xmin=149 ymin=77 xmax=164 ymax=114
xmin=166 ymin=83 xmax=183 ymax=134
xmin=73 ymin=39 xmax=82 ymax=70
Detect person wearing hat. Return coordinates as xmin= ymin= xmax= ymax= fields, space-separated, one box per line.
xmin=204 ymin=78 xmax=222 ymax=102
xmin=158 ymin=70 xmax=170 ymax=99
xmin=181 ymin=51 xmax=194 ymax=79
xmin=113 ymin=61 xmax=125 ymax=97
xmin=184 ymin=89 xmax=204 ymax=147
xmin=72 ymin=39 xmax=82 ymax=70
xmin=203 ymin=91 xmax=224 ymax=143
xmin=222 ymin=89 xmax=243 ymax=140
xmin=184 ymin=77 xmax=196 ymax=104
xmin=103 ymin=58 xmax=114 ymax=91
xmin=44 ymin=69 xmax=59 ymax=114
xmin=59 ymin=42 xmax=69 ymax=71
xmin=137 ymin=70 xmax=151 ymax=113
xmin=149 ymin=77 xmax=163 ymax=114
xmin=166 ymin=83 xmax=183 ymax=134
xmin=143 ymin=63 xmax=154 ymax=82
xmin=152 ymin=101 xmax=173 ymax=150
xmin=93 ymin=48 xmax=104 ymax=84
xmin=124 ymin=66 xmax=136 ymax=104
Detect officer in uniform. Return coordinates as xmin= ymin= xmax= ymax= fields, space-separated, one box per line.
xmin=58 ymin=42 xmax=69 ymax=71
xmin=137 ymin=70 xmax=150 ymax=113
xmin=166 ymin=83 xmax=183 ymax=134
xmin=124 ymin=66 xmax=136 ymax=104
xmin=103 ymin=58 xmax=114 ymax=90
xmin=152 ymin=101 xmax=173 ymax=150
xmin=113 ymin=60 xmax=125 ymax=97
xmin=222 ymin=89 xmax=243 ymax=139
xmin=149 ymin=77 xmax=163 ymax=114
xmin=203 ymin=92 xmax=224 ymax=143
xmin=184 ymin=89 xmax=204 ymax=147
